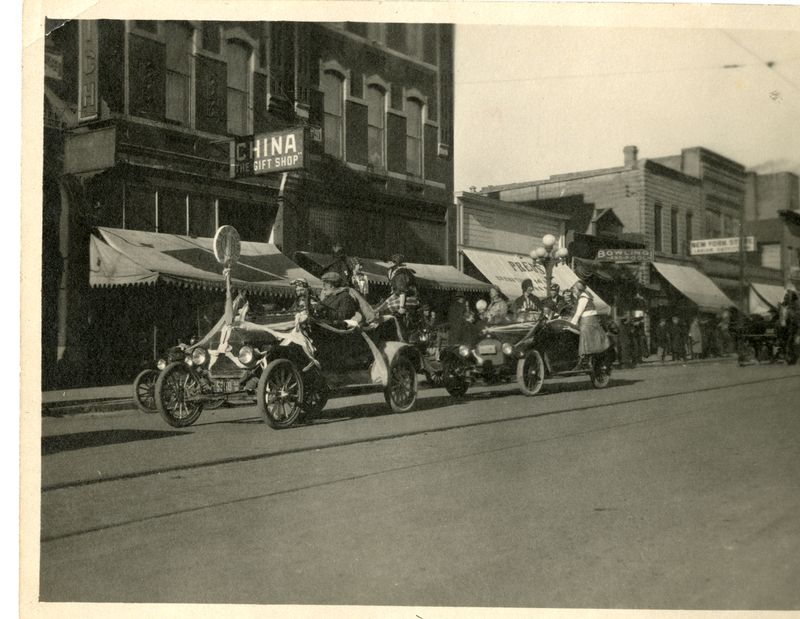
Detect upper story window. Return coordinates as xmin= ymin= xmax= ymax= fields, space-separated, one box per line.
xmin=705 ymin=209 xmax=722 ymax=238
xmin=367 ymin=84 xmax=386 ymax=169
xmin=321 ymin=70 xmax=344 ymax=157
xmin=406 ymin=98 xmax=423 ymax=177
xmin=671 ymin=208 xmax=679 ymax=254
xmin=226 ymin=39 xmax=251 ymax=135
xmin=654 ymin=203 xmax=663 ymax=252
xmin=685 ymin=212 xmax=693 ymax=254
xmin=165 ymin=22 xmax=193 ymax=126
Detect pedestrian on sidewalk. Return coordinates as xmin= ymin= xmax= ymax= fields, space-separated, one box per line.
xmin=669 ymin=316 xmax=687 ymax=362
xmin=655 ymin=317 xmax=671 ymax=362
xmin=688 ymin=316 xmax=703 ymax=360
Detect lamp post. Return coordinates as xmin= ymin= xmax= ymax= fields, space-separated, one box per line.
xmin=530 ymin=234 xmax=569 ymax=298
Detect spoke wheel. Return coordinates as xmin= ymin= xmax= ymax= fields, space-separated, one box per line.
xmin=590 ymin=355 xmax=612 ymax=388
xmin=442 ymin=356 xmax=469 ymax=397
xmin=384 ymin=357 xmax=418 ymax=413
xmin=516 ymin=349 xmax=544 ymax=396
xmin=258 ymin=359 xmax=304 ymax=429
xmin=155 ymin=363 xmax=204 ymax=427
xmin=132 ymin=369 xmax=159 ymax=413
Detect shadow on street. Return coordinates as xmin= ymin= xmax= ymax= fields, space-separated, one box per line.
xmin=42 ymin=429 xmax=191 ymax=456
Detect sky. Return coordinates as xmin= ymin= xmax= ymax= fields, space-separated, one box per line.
xmin=453 ymin=23 xmax=800 ymax=193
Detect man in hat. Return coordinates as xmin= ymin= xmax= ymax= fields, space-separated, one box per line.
xmin=317 ymin=271 xmax=361 ymax=328
xmin=512 ymin=278 xmax=542 ymax=322
xmin=541 ymin=283 xmax=567 ymax=319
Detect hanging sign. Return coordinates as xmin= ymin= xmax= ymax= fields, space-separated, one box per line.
xmin=690 ymin=237 xmax=755 ymax=255
xmin=229 ymin=127 xmax=305 ymax=178
xmin=77 ymin=20 xmax=99 ymax=121
xmin=596 ymin=248 xmax=654 ymax=262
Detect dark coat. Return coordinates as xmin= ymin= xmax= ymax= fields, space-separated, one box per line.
xmin=319 ymin=287 xmax=359 ymax=323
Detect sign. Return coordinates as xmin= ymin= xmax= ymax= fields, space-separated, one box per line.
xmin=690 ymin=237 xmax=755 ymax=255
xmin=213 ymin=225 xmax=241 ymax=267
xmin=45 ymin=52 xmax=63 ymax=80
xmin=78 ymin=20 xmax=99 ymax=121
xmin=596 ymin=248 xmax=654 ymax=262
xmin=229 ymin=128 xmax=305 ymax=178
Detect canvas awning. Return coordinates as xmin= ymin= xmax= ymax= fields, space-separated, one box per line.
xmin=461 ymin=247 xmax=610 ymax=312
xmin=294 ymin=252 xmax=492 ymax=293
xmin=749 ymin=283 xmax=786 ymax=316
xmin=90 ymin=227 xmax=321 ymax=296
xmin=651 ymin=262 xmax=733 ymax=312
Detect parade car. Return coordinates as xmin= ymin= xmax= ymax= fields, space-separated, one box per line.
xmin=154 ymin=301 xmax=420 ymax=429
xmin=440 ymin=314 xmax=614 ymax=397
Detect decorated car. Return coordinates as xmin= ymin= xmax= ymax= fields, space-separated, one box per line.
xmin=154 ymin=297 xmax=421 ymax=429
xmin=440 ymin=314 xmax=615 ymax=397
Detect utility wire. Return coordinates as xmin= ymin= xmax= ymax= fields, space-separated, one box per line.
xmin=719 ymin=29 xmax=800 ymax=93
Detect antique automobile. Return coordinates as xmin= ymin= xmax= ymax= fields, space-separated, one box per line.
xmin=155 ymin=300 xmax=420 ymax=429
xmin=440 ymin=314 xmax=615 ymax=397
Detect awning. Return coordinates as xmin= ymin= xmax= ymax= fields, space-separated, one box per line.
xmin=294 ymin=252 xmax=492 ymax=293
xmin=461 ymin=247 xmax=609 ymax=312
xmin=749 ymin=283 xmax=786 ymax=316
xmin=90 ymin=227 xmax=321 ymax=296
xmin=651 ymin=262 xmax=734 ymax=312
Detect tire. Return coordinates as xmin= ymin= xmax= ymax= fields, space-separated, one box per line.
xmin=590 ymin=355 xmax=612 ymax=389
xmin=384 ymin=357 xmax=418 ymax=413
xmin=516 ymin=349 xmax=544 ymax=396
xmin=301 ymin=369 xmax=329 ymax=416
xmin=257 ymin=359 xmax=304 ymax=429
xmin=155 ymin=363 xmax=204 ymax=428
xmin=132 ymin=369 xmax=159 ymax=413
xmin=442 ymin=356 xmax=469 ymax=397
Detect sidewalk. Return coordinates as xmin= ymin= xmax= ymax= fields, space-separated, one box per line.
xmin=39 ymin=353 xmax=742 ymax=417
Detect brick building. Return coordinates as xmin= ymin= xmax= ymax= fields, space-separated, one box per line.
xmin=42 ymin=20 xmax=455 ymax=388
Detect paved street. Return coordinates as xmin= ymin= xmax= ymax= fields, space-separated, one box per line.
xmin=35 ymin=360 xmax=800 ymax=609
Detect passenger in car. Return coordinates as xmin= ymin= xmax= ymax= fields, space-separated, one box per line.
xmin=512 ymin=278 xmax=543 ymax=322
xmin=317 ymin=271 xmax=362 ymax=328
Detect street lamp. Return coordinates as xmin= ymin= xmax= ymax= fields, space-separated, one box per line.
xmin=530 ymin=234 xmax=569 ymax=298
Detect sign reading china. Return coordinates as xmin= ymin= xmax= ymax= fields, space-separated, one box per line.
xmin=690 ymin=237 xmax=755 ymax=255
xmin=230 ymin=128 xmax=305 ymax=178
xmin=596 ymin=248 xmax=654 ymax=262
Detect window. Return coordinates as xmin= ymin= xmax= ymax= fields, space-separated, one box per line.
xmin=125 ymin=185 xmax=156 ymax=232
xmin=706 ymin=210 xmax=722 ymax=238
xmin=189 ymin=194 xmax=217 ymax=238
xmin=406 ymin=98 xmax=423 ymax=177
xmin=653 ymin=203 xmax=663 ymax=252
xmin=367 ymin=85 xmax=385 ymax=169
xmin=226 ymin=40 xmax=251 ymax=135
xmin=165 ymin=22 xmax=193 ymax=125
xmin=671 ymin=208 xmax=679 ymax=254
xmin=158 ymin=189 xmax=188 ymax=235
xmin=686 ymin=212 xmax=693 ymax=254
xmin=321 ymin=70 xmax=344 ymax=157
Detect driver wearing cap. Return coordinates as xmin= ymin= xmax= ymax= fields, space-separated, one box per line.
xmin=318 ymin=271 xmax=362 ymax=328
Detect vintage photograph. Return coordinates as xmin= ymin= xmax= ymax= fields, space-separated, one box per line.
xmin=22 ymin=1 xmax=800 ymax=616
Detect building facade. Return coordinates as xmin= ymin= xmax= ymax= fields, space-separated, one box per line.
xmin=42 ymin=20 xmax=455 ymax=388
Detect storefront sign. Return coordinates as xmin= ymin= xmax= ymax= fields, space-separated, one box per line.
xmin=229 ymin=128 xmax=305 ymax=178
xmin=690 ymin=237 xmax=755 ymax=255
xmin=596 ymin=248 xmax=654 ymax=262
xmin=78 ymin=20 xmax=99 ymax=121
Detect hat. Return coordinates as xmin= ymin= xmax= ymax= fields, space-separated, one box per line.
xmin=391 ymin=253 xmax=404 ymax=264
xmin=321 ymin=271 xmax=342 ymax=285
xmin=550 ymin=283 xmax=560 ymax=292
xmin=521 ymin=278 xmax=533 ymax=292
xmin=291 ymin=277 xmax=309 ymax=288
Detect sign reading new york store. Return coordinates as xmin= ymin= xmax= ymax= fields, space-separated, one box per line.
xmin=229 ymin=128 xmax=306 ymax=179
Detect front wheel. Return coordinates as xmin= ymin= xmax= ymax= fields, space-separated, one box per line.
xmin=517 ymin=349 xmax=544 ymax=396
xmin=590 ymin=355 xmax=612 ymax=388
xmin=155 ymin=363 xmax=204 ymax=427
xmin=442 ymin=355 xmax=469 ymax=397
xmin=384 ymin=357 xmax=418 ymax=413
xmin=258 ymin=359 xmax=304 ymax=429
xmin=132 ymin=369 xmax=159 ymax=413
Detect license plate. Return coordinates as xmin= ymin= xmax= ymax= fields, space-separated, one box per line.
xmin=478 ymin=344 xmax=496 ymax=355
xmin=225 ymin=379 xmax=240 ymax=392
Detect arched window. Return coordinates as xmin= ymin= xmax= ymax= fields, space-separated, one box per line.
xmin=321 ymin=70 xmax=344 ymax=157
xmin=367 ymin=84 xmax=386 ymax=169
xmin=226 ymin=39 xmax=251 ymax=135
xmin=165 ymin=21 xmax=193 ymax=126
xmin=406 ymin=98 xmax=423 ymax=177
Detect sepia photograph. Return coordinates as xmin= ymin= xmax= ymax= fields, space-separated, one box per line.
xmin=21 ymin=1 xmax=800 ymax=617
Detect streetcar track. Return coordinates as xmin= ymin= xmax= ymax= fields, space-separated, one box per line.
xmin=42 ymin=373 xmax=796 ymax=494
xmin=41 ymin=373 xmax=799 ymax=543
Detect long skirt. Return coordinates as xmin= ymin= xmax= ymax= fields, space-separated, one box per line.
xmin=579 ymin=314 xmax=611 ymax=356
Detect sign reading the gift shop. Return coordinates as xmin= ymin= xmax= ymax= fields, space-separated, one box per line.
xmin=690 ymin=237 xmax=755 ymax=255
xmin=597 ymin=248 xmax=654 ymax=262
xmin=229 ymin=128 xmax=305 ymax=178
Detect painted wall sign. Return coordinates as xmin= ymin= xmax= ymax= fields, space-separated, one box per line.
xmin=229 ymin=128 xmax=305 ymax=178
xmin=690 ymin=237 xmax=755 ymax=255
